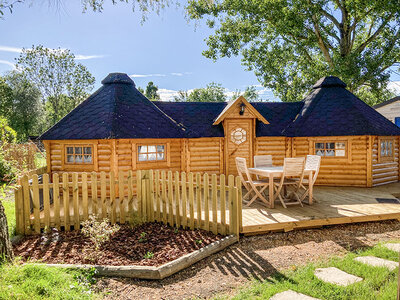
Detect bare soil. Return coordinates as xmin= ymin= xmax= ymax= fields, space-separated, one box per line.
xmin=13 ymin=222 xmax=222 ymax=266
xmin=94 ymin=220 xmax=400 ymax=300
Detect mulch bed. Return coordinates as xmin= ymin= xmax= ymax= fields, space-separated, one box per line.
xmin=13 ymin=222 xmax=223 ymax=266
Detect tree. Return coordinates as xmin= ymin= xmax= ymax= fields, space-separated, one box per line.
xmin=15 ymin=45 xmax=95 ymax=125
xmin=2 ymin=72 xmax=43 ymax=140
xmin=144 ymin=81 xmax=160 ymax=100
xmin=0 ymin=77 xmax=13 ymax=118
xmin=0 ymin=116 xmax=15 ymax=263
xmin=187 ymin=0 xmax=400 ymax=104
xmin=231 ymin=86 xmax=259 ymax=102
xmin=174 ymin=82 xmax=227 ymax=102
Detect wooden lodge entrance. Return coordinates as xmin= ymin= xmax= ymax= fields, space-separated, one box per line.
xmin=225 ymin=119 xmax=253 ymax=175
xmin=213 ymin=96 xmax=269 ymax=176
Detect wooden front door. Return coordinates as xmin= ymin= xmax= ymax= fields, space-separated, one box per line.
xmin=225 ymin=119 xmax=253 ymax=175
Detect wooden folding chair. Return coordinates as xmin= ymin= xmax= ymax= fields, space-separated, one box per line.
xmin=235 ymin=157 xmax=269 ymax=207
xmin=273 ymin=157 xmax=305 ymax=208
xmin=299 ymin=155 xmax=321 ymax=203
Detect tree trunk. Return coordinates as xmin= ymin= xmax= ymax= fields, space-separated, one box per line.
xmin=0 ymin=201 xmax=13 ymax=263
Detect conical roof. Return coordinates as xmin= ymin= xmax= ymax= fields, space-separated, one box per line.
xmin=40 ymin=73 xmax=186 ymax=140
xmin=284 ymin=76 xmax=400 ymax=137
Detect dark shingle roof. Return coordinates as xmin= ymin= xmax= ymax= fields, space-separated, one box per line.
xmin=284 ymin=76 xmax=400 ymax=136
xmin=373 ymin=96 xmax=400 ymax=109
xmin=40 ymin=73 xmax=186 ymax=140
xmin=40 ymin=74 xmax=400 ymax=140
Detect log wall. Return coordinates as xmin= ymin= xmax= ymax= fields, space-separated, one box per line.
xmin=43 ymin=135 xmax=400 ymax=187
xmin=372 ymin=136 xmax=400 ymax=186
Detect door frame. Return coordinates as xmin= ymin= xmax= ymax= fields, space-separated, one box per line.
xmin=224 ymin=118 xmax=255 ymax=175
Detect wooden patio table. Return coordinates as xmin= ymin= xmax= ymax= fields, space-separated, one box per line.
xmin=248 ymin=166 xmax=314 ymax=208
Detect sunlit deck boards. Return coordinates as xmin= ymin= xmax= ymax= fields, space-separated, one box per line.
xmin=241 ymin=182 xmax=400 ymax=234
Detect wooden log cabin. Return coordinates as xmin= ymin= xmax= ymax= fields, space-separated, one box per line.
xmin=40 ymin=73 xmax=400 ymax=187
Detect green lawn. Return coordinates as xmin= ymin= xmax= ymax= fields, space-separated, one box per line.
xmin=225 ymin=244 xmax=399 ymax=300
xmin=0 ymin=263 xmax=98 ymax=300
xmin=3 ymin=197 xmax=16 ymax=238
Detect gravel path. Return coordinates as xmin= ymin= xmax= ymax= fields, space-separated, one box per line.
xmin=96 ymin=220 xmax=400 ymax=300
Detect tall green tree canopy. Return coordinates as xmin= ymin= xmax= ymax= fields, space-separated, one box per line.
xmin=174 ymin=82 xmax=227 ymax=102
xmin=144 ymin=81 xmax=160 ymax=100
xmin=187 ymin=0 xmax=400 ymax=104
xmin=2 ymin=71 xmax=43 ymax=140
xmin=16 ymin=45 xmax=95 ymax=124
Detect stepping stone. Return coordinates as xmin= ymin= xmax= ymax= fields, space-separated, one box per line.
xmin=270 ymin=290 xmax=321 ymax=300
xmin=354 ymin=256 xmax=398 ymax=271
xmin=384 ymin=243 xmax=400 ymax=253
xmin=314 ymin=267 xmax=363 ymax=286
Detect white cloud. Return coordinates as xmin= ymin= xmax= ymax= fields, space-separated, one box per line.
xmin=74 ymin=54 xmax=105 ymax=60
xmin=130 ymin=73 xmax=167 ymax=78
xmin=0 ymin=60 xmax=16 ymax=70
xmin=0 ymin=46 xmax=22 ymax=53
xmin=158 ymin=88 xmax=180 ymax=101
xmin=0 ymin=45 xmax=104 ymax=61
xmin=388 ymin=81 xmax=400 ymax=95
xmin=171 ymin=72 xmax=183 ymax=76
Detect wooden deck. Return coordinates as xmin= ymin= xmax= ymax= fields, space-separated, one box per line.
xmin=241 ymin=182 xmax=400 ymax=234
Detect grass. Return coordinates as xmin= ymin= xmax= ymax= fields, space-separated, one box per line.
xmin=3 ymin=195 xmax=15 ymax=238
xmin=226 ymin=243 xmax=400 ymax=300
xmin=0 ymin=263 xmax=98 ymax=300
xmin=34 ymin=152 xmax=46 ymax=169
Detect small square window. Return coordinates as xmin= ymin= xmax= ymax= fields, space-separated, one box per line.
xmin=315 ymin=141 xmax=346 ymax=157
xmin=379 ymin=139 xmax=394 ymax=162
xmin=138 ymin=144 xmax=166 ymax=162
xmin=65 ymin=145 xmax=93 ymax=164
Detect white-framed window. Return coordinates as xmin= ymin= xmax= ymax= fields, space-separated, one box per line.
xmin=138 ymin=145 xmax=166 ymax=162
xmin=379 ymin=138 xmax=394 ymax=162
xmin=315 ymin=142 xmax=346 ymax=157
xmin=65 ymin=145 xmax=93 ymax=164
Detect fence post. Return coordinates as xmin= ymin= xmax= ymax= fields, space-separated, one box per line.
xmin=235 ymin=176 xmax=242 ymax=239
xmin=14 ymin=186 xmax=24 ymax=235
xmin=21 ymin=175 xmax=31 ymax=235
xmin=228 ymin=175 xmax=235 ymax=235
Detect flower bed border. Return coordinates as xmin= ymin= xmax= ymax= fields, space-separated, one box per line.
xmin=41 ymin=235 xmax=237 ymax=280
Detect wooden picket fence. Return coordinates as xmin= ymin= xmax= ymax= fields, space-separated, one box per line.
xmin=14 ymin=169 xmax=242 ymax=237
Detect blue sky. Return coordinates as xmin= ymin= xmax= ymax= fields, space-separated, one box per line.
xmin=0 ymin=1 xmax=399 ymax=101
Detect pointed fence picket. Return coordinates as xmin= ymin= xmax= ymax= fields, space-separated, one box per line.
xmin=14 ymin=169 xmax=242 ymax=238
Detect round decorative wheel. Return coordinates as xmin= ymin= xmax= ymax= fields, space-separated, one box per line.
xmin=231 ymin=127 xmax=247 ymax=145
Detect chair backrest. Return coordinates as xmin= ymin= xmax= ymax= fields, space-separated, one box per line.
xmin=283 ymin=157 xmax=305 ymax=177
xmin=236 ymin=157 xmax=251 ymax=182
xmin=305 ymin=155 xmax=321 ymax=183
xmin=254 ymin=155 xmax=273 ymax=168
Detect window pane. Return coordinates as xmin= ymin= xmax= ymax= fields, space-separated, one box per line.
xmin=157 ymin=145 xmax=164 ymax=152
xmin=138 ymin=146 xmax=147 ymax=153
xmin=336 ymin=142 xmax=345 ymax=149
xmin=66 ymin=147 xmax=74 ymax=154
xmin=75 ymin=147 xmax=82 ymax=154
xmin=67 ymin=155 xmax=74 ymax=163
xmin=148 ymin=146 xmax=156 ymax=153
xmin=84 ymin=155 xmax=92 ymax=163
xmin=157 ymin=152 xmax=165 ymax=160
xmin=75 ymin=155 xmax=83 ymax=163
xmin=315 ymin=143 xmax=324 ymax=149
xmin=381 ymin=142 xmax=386 ymax=156
xmin=84 ymin=147 xmax=92 ymax=154
xmin=316 ymin=150 xmax=325 ymax=156
xmin=148 ymin=153 xmax=156 ymax=161
xmin=326 ymin=143 xmax=335 ymax=149
xmin=326 ymin=150 xmax=335 ymax=156
xmin=336 ymin=150 xmax=346 ymax=156
xmin=138 ymin=154 xmax=147 ymax=161
xmin=388 ymin=142 xmax=393 ymax=156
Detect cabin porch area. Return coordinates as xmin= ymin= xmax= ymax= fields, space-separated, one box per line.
xmin=241 ymin=182 xmax=400 ymax=234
